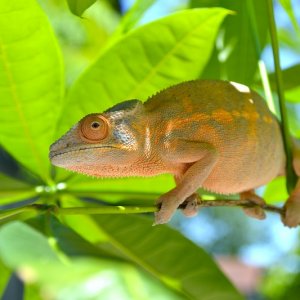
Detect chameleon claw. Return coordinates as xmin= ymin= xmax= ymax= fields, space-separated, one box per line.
xmin=154 ymin=193 xmax=180 ymax=225
xmin=180 ymin=194 xmax=200 ymax=217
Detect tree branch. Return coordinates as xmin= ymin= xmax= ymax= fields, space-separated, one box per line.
xmin=0 ymin=199 xmax=284 ymax=222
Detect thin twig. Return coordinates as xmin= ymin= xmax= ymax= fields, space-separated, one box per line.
xmin=194 ymin=199 xmax=283 ymax=215
xmin=0 ymin=199 xmax=284 ymax=222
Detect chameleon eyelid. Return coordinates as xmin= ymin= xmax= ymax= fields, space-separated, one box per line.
xmin=79 ymin=115 xmax=109 ymax=143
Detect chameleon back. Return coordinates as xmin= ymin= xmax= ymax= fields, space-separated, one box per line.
xmin=145 ymin=80 xmax=285 ymax=194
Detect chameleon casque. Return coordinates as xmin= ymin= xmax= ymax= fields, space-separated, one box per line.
xmin=49 ymin=80 xmax=300 ymax=226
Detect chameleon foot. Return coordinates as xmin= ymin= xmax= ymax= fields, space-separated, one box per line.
xmin=240 ymin=191 xmax=266 ymax=220
xmin=154 ymin=192 xmax=180 ymax=225
xmin=179 ymin=193 xmax=200 ymax=217
xmin=282 ymin=179 xmax=300 ymax=228
xmin=282 ymin=195 xmax=300 ymax=227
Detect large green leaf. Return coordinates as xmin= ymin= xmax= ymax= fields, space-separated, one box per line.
xmin=0 ymin=221 xmax=60 ymax=268
xmin=57 ymin=8 xmax=229 ymax=136
xmin=0 ymin=221 xmax=183 ymax=300
xmin=191 ymin=0 xmax=268 ymax=85
xmin=61 ymin=201 xmax=242 ymax=300
xmin=94 ymin=214 xmax=242 ymax=300
xmin=0 ymin=0 xmax=63 ymax=182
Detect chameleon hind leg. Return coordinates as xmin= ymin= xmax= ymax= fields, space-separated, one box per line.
xmin=240 ymin=190 xmax=266 ymax=220
xmin=282 ymin=179 xmax=300 ymax=227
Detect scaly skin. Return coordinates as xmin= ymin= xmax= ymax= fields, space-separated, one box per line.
xmin=49 ymin=80 xmax=300 ymax=226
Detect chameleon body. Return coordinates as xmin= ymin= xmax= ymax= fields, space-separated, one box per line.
xmin=50 ymin=80 xmax=300 ymax=226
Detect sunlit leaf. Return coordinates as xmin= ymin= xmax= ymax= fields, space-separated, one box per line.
xmin=0 ymin=221 xmax=184 ymax=300
xmin=67 ymin=0 xmax=97 ymax=16
xmin=192 ymin=0 xmax=268 ymax=85
xmin=0 ymin=0 xmax=63 ymax=182
xmin=93 ymin=214 xmax=243 ymax=300
xmin=66 ymin=174 xmax=174 ymax=204
xmin=62 ymin=205 xmax=242 ymax=300
xmin=285 ymin=87 xmax=300 ymax=104
xmin=57 ymin=8 xmax=230 ymax=136
xmin=264 ymin=176 xmax=288 ymax=204
xmin=221 ymin=0 xmax=268 ymax=84
xmin=0 ymin=222 xmax=60 ymax=268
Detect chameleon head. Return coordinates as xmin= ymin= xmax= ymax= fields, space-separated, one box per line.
xmin=49 ymin=100 xmax=144 ymax=177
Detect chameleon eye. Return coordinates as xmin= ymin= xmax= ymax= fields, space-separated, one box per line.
xmin=79 ymin=114 xmax=109 ymax=142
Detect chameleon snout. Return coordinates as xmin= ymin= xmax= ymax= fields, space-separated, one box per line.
xmin=49 ymin=125 xmax=82 ymax=166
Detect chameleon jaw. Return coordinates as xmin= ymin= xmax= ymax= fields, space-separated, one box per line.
xmin=49 ymin=145 xmax=116 ymax=167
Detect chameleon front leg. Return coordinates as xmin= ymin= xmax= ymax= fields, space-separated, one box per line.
xmin=154 ymin=142 xmax=218 ymax=225
xmin=174 ymin=174 xmax=200 ymax=217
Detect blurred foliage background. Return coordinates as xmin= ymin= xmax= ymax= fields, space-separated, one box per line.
xmin=0 ymin=0 xmax=300 ymax=299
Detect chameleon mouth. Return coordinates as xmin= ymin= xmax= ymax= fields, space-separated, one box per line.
xmin=49 ymin=145 xmax=115 ymax=162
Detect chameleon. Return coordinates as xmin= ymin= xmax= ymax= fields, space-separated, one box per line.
xmin=49 ymin=80 xmax=300 ymax=226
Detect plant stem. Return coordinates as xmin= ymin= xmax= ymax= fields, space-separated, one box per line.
xmin=55 ymin=205 xmax=158 ymax=215
xmin=266 ymin=0 xmax=297 ymax=193
xmin=0 ymin=205 xmax=40 ymax=221
xmin=0 ymin=200 xmax=284 ymax=223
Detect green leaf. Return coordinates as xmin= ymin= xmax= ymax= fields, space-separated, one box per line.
xmin=57 ymin=8 xmax=230 ymax=136
xmin=264 ymin=176 xmax=288 ymax=204
xmin=0 ymin=173 xmax=36 ymax=206
xmin=66 ymin=174 xmax=174 ymax=204
xmin=192 ymin=0 xmax=268 ymax=85
xmin=0 ymin=221 xmax=60 ymax=269
xmin=0 ymin=220 xmax=184 ymax=300
xmin=279 ymin=0 xmax=299 ymax=33
xmin=285 ymin=87 xmax=300 ymax=104
xmin=59 ymin=195 xmax=110 ymax=244
xmin=0 ymin=0 xmax=63 ymax=182
xmin=222 ymin=0 xmax=268 ymax=84
xmin=269 ymin=64 xmax=300 ymax=94
xmin=0 ymin=259 xmax=11 ymax=295
xmin=67 ymin=0 xmax=97 ymax=17
xmin=117 ymin=0 xmax=156 ymax=34
xmin=64 ymin=210 xmax=242 ymax=300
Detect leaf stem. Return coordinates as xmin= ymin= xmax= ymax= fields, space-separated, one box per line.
xmin=0 ymin=205 xmax=40 ymax=221
xmin=55 ymin=205 xmax=158 ymax=215
xmin=266 ymin=0 xmax=297 ymax=192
